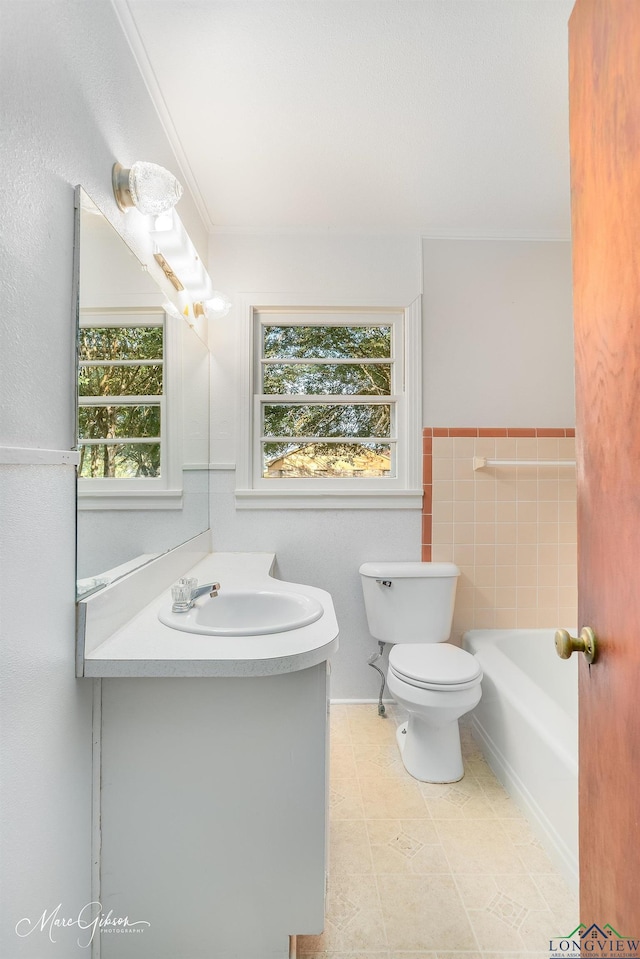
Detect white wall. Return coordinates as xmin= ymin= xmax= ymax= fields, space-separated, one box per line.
xmin=0 ymin=3 xmax=207 ymax=954
xmin=208 ymin=232 xmax=423 ymax=699
xmin=422 ymin=238 xmax=575 ymax=427
xmin=208 ymin=232 xmax=575 ymax=698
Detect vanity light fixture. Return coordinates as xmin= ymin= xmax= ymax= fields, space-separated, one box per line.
xmin=112 ymin=161 xmax=183 ymax=215
xmin=195 ymin=292 xmax=233 ymax=321
xmin=153 ymin=252 xmax=184 ymax=291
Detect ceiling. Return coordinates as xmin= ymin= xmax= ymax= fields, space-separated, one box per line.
xmin=121 ymin=0 xmax=574 ymax=237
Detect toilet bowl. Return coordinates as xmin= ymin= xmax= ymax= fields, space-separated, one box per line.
xmin=387 ymin=643 xmax=482 ymax=782
xmin=359 ymin=561 xmax=483 ymax=783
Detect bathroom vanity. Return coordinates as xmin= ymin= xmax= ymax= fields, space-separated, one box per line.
xmin=78 ymin=542 xmax=338 ymax=959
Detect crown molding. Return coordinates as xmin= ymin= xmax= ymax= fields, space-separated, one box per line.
xmin=110 ymin=0 xmax=215 ymax=233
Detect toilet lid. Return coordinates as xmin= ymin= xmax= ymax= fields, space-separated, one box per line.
xmin=389 ymin=644 xmax=482 ymax=687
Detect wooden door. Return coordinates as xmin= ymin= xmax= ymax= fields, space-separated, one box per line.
xmin=570 ymin=0 xmax=640 ymax=926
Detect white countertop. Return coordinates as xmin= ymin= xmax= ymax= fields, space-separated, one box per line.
xmin=82 ymin=552 xmax=339 ymax=678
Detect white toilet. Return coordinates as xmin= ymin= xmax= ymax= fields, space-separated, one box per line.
xmin=359 ymin=561 xmax=482 ymax=783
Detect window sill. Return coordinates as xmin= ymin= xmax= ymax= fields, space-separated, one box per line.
xmin=234 ymin=488 xmax=424 ymax=510
xmin=77 ymin=489 xmax=184 ymax=511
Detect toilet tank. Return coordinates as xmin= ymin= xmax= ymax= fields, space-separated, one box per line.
xmin=359 ymin=562 xmax=460 ymax=644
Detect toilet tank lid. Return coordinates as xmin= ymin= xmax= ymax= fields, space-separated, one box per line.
xmin=359 ymin=562 xmax=460 ymax=579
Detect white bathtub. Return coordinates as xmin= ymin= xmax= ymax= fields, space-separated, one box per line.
xmin=463 ymin=628 xmax=578 ymax=889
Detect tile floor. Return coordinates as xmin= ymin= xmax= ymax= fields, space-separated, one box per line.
xmin=297 ymin=704 xmax=578 ymax=959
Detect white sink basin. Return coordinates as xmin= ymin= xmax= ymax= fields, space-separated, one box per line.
xmin=158 ymin=588 xmax=324 ymax=636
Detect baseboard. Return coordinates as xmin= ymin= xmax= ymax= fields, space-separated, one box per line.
xmin=471 ymin=716 xmax=578 ymax=892
xmin=330 ymin=698 xmax=396 ymax=705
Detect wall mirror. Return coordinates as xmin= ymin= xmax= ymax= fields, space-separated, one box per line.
xmin=75 ymin=189 xmax=210 ymax=598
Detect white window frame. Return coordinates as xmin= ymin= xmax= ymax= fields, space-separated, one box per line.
xmin=236 ymin=296 xmax=423 ymax=509
xmin=77 ymin=307 xmax=183 ymax=511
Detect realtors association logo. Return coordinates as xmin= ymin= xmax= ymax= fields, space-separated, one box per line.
xmin=550 ymin=923 xmax=640 ymax=957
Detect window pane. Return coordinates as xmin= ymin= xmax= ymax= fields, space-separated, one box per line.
xmin=263 ymin=404 xmax=391 ymax=438
xmin=263 ymin=326 xmax=391 ymax=360
xmin=263 ymin=442 xmax=392 ymax=478
xmin=263 ymin=363 xmax=391 ymax=396
xmin=78 ymin=405 xmax=160 ymax=440
xmin=79 ymin=327 xmax=163 ymax=361
xmin=79 ymin=364 xmax=163 ymax=397
xmin=78 ymin=443 xmax=161 ymax=478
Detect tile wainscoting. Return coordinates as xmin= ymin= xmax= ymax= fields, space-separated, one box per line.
xmin=422 ymin=429 xmax=577 ymax=640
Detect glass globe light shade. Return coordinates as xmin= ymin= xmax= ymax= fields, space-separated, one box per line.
xmin=203 ymin=292 xmax=232 ymax=320
xmin=113 ymin=161 xmax=183 ymax=215
xmin=129 ymin=161 xmax=183 ymax=215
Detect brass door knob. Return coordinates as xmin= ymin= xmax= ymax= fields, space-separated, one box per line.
xmin=554 ymin=627 xmax=598 ymax=664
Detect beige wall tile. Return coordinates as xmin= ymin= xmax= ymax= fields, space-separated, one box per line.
xmin=453 ymin=499 xmax=474 ymax=523
xmin=431 ymin=522 xmax=453 ymax=546
xmin=496 ymin=500 xmax=517 ymax=522
xmin=474 ymin=545 xmax=495 ymax=567
xmin=431 ymin=545 xmax=454 ymax=562
xmin=496 ymin=587 xmax=517 ymax=608
xmin=494 ymin=608 xmax=518 ymax=628
xmin=454 ymin=480 xmax=474 ymax=501
xmin=496 ymin=566 xmax=517 ymax=588
xmin=516 ymin=438 xmax=538 ymax=458
xmin=432 ymin=480 xmax=454 ymax=502
xmin=559 ymin=500 xmax=576 ymax=522
xmin=433 ymin=437 xmax=453 ymax=457
xmin=559 ymin=547 xmax=576 ymax=574
xmin=538 ymin=501 xmax=559 ymax=523
xmin=538 ymin=544 xmax=559 ymax=566
xmin=453 ymin=523 xmax=475 ymax=545
xmin=474 ymin=608 xmax=497 ymax=628
xmin=538 ymin=564 xmax=559 ymax=587
xmin=537 ymin=437 xmax=560 ymax=458
xmin=454 ymin=456 xmax=474 ymax=481
xmin=426 ymin=430 xmax=577 ymax=632
xmin=476 ymin=499 xmax=496 ymax=523
xmin=536 ymin=607 xmax=559 ymax=627
xmin=539 ymin=480 xmax=560 ymax=501
xmin=475 ymin=437 xmax=496 ymax=457
xmin=495 ymin=438 xmax=518 ymax=458
xmin=474 ymin=523 xmax=495 ymax=544
xmin=475 ymin=565 xmax=496 ymax=587
xmin=475 ymin=477 xmax=497 ymax=500
xmin=453 ymin=437 xmax=476 ymax=458
xmin=434 ymin=500 xmax=454 ymax=522
xmin=495 ymin=544 xmax=517 ymax=566
xmin=559 ymin=565 xmax=577 ymax=587
xmin=516 ymin=479 xmax=538 ymax=501
xmin=516 ymin=544 xmax=537 ymax=566
xmin=432 ymin=456 xmax=453 ymax=480
xmin=475 ymin=587 xmax=496 ymax=609
xmin=452 ymin=544 xmax=474 ymax=566
xmin=496 ymin=523 xmax=517 ymax=545
xmin=516 ymin=608 xmax=538 ymax=628
xmin=538 ymin=522 xmax=559 ymax=544
xmin=517 ymin=500 xmax=537 ymax=523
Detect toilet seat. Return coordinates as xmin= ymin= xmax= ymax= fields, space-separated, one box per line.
xmin=389 ymin=644 xmax=482 ymax=692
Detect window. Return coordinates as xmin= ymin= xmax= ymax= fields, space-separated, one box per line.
xmin=236 ymin=301 xmax=422 ymax=508
xmin=77 ymin=309 xmax=182 ymax=509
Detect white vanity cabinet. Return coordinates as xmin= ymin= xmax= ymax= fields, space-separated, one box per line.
xmin=99 ymin=663 xmax=329 ymax=959
xmin=79 ymin=550 xmax=338 ymax=959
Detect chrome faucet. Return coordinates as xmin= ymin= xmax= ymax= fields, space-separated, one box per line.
xmin=171 ymin=579 xmax=220 ymax=613
xmin=193 ymin=582 xmax=221 ymax=600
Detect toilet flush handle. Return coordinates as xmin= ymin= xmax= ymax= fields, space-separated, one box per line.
xmin=376 ymin=579 xmax=392 ymax=588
